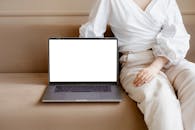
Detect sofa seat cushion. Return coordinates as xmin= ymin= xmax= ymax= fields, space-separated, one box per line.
xmin=0 ymin=73 xmax=147 ymax=130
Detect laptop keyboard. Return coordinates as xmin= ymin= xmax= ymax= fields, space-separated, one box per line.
xmin=55 ymin=85 xmax=112 ymax=92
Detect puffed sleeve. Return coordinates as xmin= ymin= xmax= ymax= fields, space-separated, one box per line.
xmin=152 ymin=0 xmax=190 ymax=68
xmin=79 ymin=0 xmax=111 ymax=38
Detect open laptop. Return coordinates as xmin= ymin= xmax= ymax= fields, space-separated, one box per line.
xmin=42 ymin=38 xmax=121 ymax=102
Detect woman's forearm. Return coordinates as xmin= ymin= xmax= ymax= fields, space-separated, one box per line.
xmin=150 ymin=56 xmax=169 ymax=70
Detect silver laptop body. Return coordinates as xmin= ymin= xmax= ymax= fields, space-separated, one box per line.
xmin=42 ymin=38 xmax=121 ymax=102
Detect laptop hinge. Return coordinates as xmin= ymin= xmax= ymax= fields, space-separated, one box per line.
xmin=49 ymin=82 xmax=117 ymax=86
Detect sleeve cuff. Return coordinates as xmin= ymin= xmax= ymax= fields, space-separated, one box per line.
xmin=152 ymin=44 xmax=178 ymax=69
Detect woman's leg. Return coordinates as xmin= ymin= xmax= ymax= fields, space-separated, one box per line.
xmin=165 ymin=59 xmax=195 ymax=130
xmin=120 ymin=65 xmax=183 ymax=130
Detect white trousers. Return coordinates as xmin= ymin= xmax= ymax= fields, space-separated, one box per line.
xmin=120 ymin=50 xmax=195 ymax=130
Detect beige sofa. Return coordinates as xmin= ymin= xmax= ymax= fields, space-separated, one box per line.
xmin=0 ymin=24 xmax=194 ymax=130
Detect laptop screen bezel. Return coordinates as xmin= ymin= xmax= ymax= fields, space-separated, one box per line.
xmin=48 ymin=37 xmax=119 ymax=84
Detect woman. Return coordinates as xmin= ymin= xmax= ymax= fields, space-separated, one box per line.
xmin=79 ymin=0 xmax=195 ymax=129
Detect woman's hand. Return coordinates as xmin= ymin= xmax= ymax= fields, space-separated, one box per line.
xmin=133 ymin=65 xmax=160 ymax=86
xmin=133 ymin=56 xmax=169 ymax=87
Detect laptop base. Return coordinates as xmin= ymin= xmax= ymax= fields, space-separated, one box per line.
xmin=42 ymin=84 xmax=122 ymax=103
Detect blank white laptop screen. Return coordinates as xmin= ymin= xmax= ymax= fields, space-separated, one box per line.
xmin=49 ymin=39 xmax=117 ymax=82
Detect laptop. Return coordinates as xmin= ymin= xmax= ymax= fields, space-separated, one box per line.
xmin=42 ymin=38 xmax=121 ymax=102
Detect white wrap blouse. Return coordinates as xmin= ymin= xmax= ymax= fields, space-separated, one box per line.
xmin=79 ymin=0 xmax=190 ymax=67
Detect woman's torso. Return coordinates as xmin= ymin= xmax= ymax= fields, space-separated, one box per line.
xmin=108 ymin=0 xmax=168 ymax=52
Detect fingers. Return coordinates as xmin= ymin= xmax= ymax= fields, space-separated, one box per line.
xmin=134 ymin=70 xmax=147 ymax=83
xmin=134 ymin=75 xmax=149 ymax=87
xmin=133 ymin=70 xmax=154 ymax=87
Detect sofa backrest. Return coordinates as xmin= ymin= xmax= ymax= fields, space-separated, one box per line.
xmin=0 ymin=24 xmax=194 ymax=73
